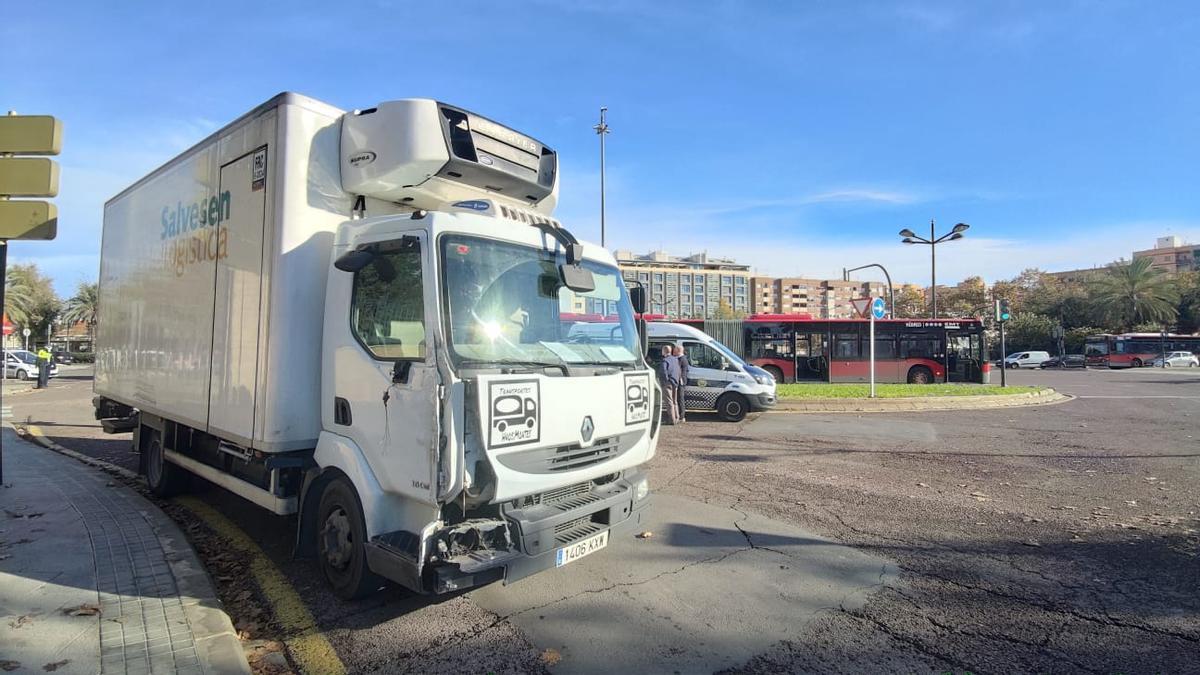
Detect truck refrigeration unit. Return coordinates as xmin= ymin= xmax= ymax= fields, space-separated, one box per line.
xmin=93 ymin=93 xmax=659 ymax=598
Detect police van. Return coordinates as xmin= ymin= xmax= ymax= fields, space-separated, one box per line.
xmin=646 ymin=322 xmax=776 ymax=421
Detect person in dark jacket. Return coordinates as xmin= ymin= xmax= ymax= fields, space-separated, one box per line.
xmin=657 ymin=345 xmax=680 ymax=424
xmin=672 ymin=345 xmax=689 ymax=422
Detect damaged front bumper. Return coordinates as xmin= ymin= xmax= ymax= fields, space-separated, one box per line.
xmin=430 ymin=470 xmax=651 ymax=594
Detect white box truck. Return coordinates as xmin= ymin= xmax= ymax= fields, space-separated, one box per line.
xmin=94 ymin=93 xmax=658 ymax=598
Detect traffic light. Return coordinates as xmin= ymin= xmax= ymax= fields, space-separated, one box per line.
xmin=0 ymin=113 xmax=61 ymax=241
xmin=995 ymin=298 xmax=1011 ymax=322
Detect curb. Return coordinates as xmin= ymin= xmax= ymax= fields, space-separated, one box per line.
xmin=771 ymin=388 xmax=1073 ymax=413
xmin=13 ymin=424 xmax=252 ymax=675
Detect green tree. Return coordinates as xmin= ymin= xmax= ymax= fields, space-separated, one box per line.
xmin=714 ymin=298 xmax=743 ymax=320
xmin=893 ymin=285 xmax=926 ymax=318
xmin=1176 ymin=271 xmax=1200 ymax=333
xmin=1003 ymin=313 xmax=1057 ymax=354
xmin=940 ymin=276 xmax=988 ymax=317
xmin=7 ymin=264 xmax=61 ymax=344
xmin=62 ymin=282 xmax=100 ymax=339
xmin=4 ymin=267 xmax=34 ymax=325
xmin=1089 ymin=258 xmax=1178 ymax=331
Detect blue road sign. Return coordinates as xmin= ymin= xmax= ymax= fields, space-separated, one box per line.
xmin=871 ymin=297 xmax=886 ymax=320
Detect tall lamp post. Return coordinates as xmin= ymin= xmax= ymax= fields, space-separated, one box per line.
xmin=899 ymin=220 xmax=970 ymax=318
xmin=593 ymin=107 xmax=610 ymax=247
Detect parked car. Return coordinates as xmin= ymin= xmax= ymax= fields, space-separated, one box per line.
xmin=4 ymin=350 xmax=60 ymax=380
xmin=52 ymin=350 xmax=74 ymax=365
xmin=1040 ymin=354 xmax=1086 ymax=369
xmin=1148 ymin=351 xmax=1199 ymax=368
xmin=1003 ymin=351 xmax=1052 ymax=368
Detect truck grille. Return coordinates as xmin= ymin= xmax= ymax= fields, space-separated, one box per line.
xmin=495 ymin=436 xmax=624 ymax=474
xmin=554 ymin=516 xmax=606 ymax=546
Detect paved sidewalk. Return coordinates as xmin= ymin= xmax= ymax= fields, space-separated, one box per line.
xmin=0 ymin=428 xmax=248 ymax=674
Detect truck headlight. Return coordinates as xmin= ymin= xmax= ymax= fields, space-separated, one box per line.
xmin=634 ymin=476 xmax=650 ymax=501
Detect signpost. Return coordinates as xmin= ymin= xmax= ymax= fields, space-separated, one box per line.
xmin=852 ymin=297 xmax=887 ymax=397
xmin=0 ymin=112 xmax=62 ymax=484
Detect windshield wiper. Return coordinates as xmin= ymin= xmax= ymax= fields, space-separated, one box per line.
xmin=456 ymin=359 xmax=569 ymax=376
xmin=562 ymin=360 xmax=638 ymax=371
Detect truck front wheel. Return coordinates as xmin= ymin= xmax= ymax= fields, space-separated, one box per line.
xmin=317 ymin=477 xmax=382 ymax=600
xmin=144 ymin=429 xmax=188 ymax=497
xmin=716 ymin=392 xmax=749 ymax=422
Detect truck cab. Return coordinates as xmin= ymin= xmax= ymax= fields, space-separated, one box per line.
xmin=313 ymin=206 xmax=658 ymax=596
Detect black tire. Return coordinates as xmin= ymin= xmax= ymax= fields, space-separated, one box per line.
xmin=907 ymin=366 xmax=934 ymax=385
xmin=316 ymin=477 xmax=382 ymax=600
xmin=763 ymin=366 xmax=785 ymax=384
xmin=16 ymin=369 xmax=28 ymax=381
xmin=144 ymin=428 xmax=189 ymax=497
xmin=716 ymin=392 xmax=749 ymax=422
xmin=1131 ymin=358 xmax=1143 ymax=368
xmin=1008 ymin=363 xmax=1019 ymax=369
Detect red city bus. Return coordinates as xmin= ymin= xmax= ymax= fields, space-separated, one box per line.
xmin=680 ymin=314 xmax=988 ymax=384
xmin=1085 ymin=333 xmax=1200 ymax=368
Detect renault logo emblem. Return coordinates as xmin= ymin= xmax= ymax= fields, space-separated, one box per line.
xmin=580 ymin=416 xmax=594 ymax=443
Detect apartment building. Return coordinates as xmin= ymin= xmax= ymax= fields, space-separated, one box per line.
xmin=1133 ymin=235 xmax=1200 ymax=276
xmin=615 ymin=250 xmax=750 ymax=318
xmin=750 ymin=277 xmax=887 ymax=319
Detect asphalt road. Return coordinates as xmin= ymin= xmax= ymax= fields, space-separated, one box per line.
xmin=8 ymin=366 xmax=1199 ymax=673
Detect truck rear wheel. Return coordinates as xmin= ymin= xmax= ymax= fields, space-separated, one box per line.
xmin=317 ymin=477 xmax=382 ymax=600
xmin=144 ymin=429 xmax=189 ymax=497
xmin=716 ymin=392 xmax=749 ymax=422
xmin=763 ymin=366 xmax=785 ymax=384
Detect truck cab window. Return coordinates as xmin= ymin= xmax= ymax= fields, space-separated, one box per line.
xmin=351 ymin=243 xmax=426 ymax=360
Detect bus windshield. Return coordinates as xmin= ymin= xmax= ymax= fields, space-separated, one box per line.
xmin=441 ymin=234 xmax=640 ymax=370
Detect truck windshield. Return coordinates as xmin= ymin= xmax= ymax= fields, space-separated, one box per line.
xmin=441 ymin=234 xmax=640 ymax=370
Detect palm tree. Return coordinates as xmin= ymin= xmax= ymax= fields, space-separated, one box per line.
xmin=62 ymin=282 xmax=100 ymax=341
xmin=1090 ymin=258 xmax=1179 ymax=330
xmin=4 ymin=268 xmax=33 ymax=325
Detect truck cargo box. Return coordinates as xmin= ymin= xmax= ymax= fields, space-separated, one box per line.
xmin=95 ymin=93 xmax=351 ymax=452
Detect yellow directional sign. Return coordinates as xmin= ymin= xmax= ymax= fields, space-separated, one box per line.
xmin=0 ymin=201 xmax=57 ymax=240
xmin=0 ymin=115 xmax=63 ymax=155
xmin=0 ymin=157 xmax=59 ymax=197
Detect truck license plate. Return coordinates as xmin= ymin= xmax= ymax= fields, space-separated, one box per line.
xmin=555 ymin=530 xmax=608 ymax=567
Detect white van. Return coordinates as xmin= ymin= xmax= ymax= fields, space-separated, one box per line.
xmin=1004 ymin=351 xmax=1052 ymax=368
xmin=646 ymin=322 xmax=776 ymax=421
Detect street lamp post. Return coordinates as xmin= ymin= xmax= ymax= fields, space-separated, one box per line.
xmin=593 ymin=107 xmax=610 ymax=248
xmin=899 ymin=219 xmax=970 ymax=318
xmin=843 ymin=263 xmax=894 ymax=318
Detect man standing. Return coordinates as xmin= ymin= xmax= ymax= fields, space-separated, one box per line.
xmin=672 ymin=345 xmax=689 ymax=423
xmin=36 ymin=346 xmax=52 ymax=389
xmin=657 ymin=345 xmax=680 ymax=425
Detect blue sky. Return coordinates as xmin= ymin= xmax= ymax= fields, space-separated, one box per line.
xmin=4 ymin=0 xmax=1198 ymax=296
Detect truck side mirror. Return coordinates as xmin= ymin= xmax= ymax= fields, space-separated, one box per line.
xmin=629 ymin=285 xmax=647 ymax=314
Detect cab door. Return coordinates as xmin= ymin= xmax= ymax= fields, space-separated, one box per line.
xmin=332 ymin=233 xmax=440 ymax=506
xmin=682 ymin=340 xmax=736 ymax=410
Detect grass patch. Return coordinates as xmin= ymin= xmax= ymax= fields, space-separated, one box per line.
xmin=776 ymin=383 xmax=1043 ymax=399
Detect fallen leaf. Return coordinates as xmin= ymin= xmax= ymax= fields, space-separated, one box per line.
xmin=65 ymin=603 xmax=101 ymax=617
xmin=1022 ymin=540 xmax=1042 ymax=547
xmin=42 ymin=660 xmax=70 ymax=672
xmin=636 ymin=531 xmax=653 ymax=539
xmin=917 ymin=482 xmax=929 ymax=488
xmin=1124 ymin=500 xmax=1137 ymax=506
xmin=970 ymin=491 xmax=989 ymax=498
xmin=0 ymin=554 xmax=10 ymax=561
xmin=0 ymin=660 xmax=20 ymax=672
xmin=8 ymin=615 xmax=31 ymax=629
xmin=540 ymin=648 xmax=562 ymax=666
